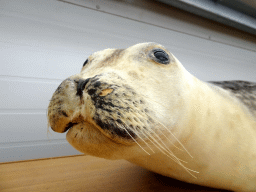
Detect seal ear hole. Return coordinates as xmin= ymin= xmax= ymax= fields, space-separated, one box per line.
xmin=150 ymin=49 xmax=170 ymax=64
xmin=83 ymin=59 xmax=89 ymax=67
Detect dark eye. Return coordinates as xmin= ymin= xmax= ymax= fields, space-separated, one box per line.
xmin=83 ymin=59 xmax=88 ymax=67
xmin=151 ymin=49 xmax=170 ymax=64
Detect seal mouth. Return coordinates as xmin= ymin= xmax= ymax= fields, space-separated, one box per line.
xmin=48 ymin=73 xmax=154 ymax=141
xmin=63 ymin=122 xmax=78 ymax=132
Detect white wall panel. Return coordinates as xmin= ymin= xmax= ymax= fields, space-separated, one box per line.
xmin=0 ymin=0 xmax=255 ymax=162
xmin=172 ymin=49 xmax=255 ymax=81
xmin=0 ymin=140 xmax=81 ymax=162
xmin=0 ymin=78 xmax=60 ymax=109
xmin=1 ymin=1 xmax=255 ymax=70
xmin=0 ymin=113 xmax=65 ymax=143
xmin=1 ymin=14 xmax=255 ymax=81
xmin=2 ymin=0 xmax=256 ymax=51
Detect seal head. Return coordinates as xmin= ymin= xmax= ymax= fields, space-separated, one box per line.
xmin=48 ymin=43 xmax=189 ymax=159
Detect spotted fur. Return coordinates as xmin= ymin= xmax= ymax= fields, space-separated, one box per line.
xmin=209 ymin=81 xmax=256 ymax=116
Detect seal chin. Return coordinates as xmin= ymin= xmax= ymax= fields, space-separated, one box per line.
xmin=65 ymin=121 xmax=129 ymax=159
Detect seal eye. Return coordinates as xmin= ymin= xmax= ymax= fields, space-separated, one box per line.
xmin=151 ymin=49 xmax=170 ymax=64
xmin=83 ymin=59 xmax=88 ymax=67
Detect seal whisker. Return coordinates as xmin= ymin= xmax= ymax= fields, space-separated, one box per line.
xmin=122 ymin=122 xmax=155 ymax=154
xmin=178 ymin=165 xmax=198 ymax=178
xmin=119 ymin=121 xmax=197 ymax=176
xmin=46 ymin=111 xmax=53 ymax=139
xmin=122 ymin=129 xmax=151 ymax=156
xmin=137 ymin=94 xmax=185 ymax=152
xmin=156 ymin=127 xmax=184 ymax=152
xmin=138 ymin=126 xmax=199 ymax=177
xmin=153 ymin=118 xmax=193 ymax=159
xmin=186 ymin=168 xmax=199 ymax=173
xmin=137 ymin=113 xmax=184 ymax=152
xmin=113 ymin=122 xmax=151 ymax=156
xmin=141 ymin=125 xmax=180 ymax=157
xmin=141 ymin=76 xmax=194 ymax=158
xmin=149 ymin=123 xmax=185 ymax=154
xmin=141 ymin=130 xmax=199 ymax=178
xmin=141 ymin=129 xmax=186 ymax=164
xmin=144 ymin=118 xmax=198 ymax=177
xmin=47 ymin=124 xmax=52 ymax=139
xmin=137 ymin=125 xmax=179 ymax=160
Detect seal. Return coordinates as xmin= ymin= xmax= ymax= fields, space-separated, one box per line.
xmin=47 ymin=43 xmax=256 ymax=191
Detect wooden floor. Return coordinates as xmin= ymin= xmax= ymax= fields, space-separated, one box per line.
xmin=0 ymin=155 xmax=229 ymax=192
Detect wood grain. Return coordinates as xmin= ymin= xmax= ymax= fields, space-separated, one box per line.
xmin=0 ymin=155 xmax=230 ymax=192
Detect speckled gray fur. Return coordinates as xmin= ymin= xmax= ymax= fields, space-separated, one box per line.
xmin=208 ymin=81 xmax=256 ymax=116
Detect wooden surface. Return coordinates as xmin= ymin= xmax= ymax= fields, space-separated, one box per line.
xmin=0 ymin=155 xmax=230 ymax=192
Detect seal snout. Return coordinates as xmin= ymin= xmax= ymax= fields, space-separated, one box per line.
xmin=48 ymin=77 xmax=82 ymax=133
xmin=77 ymin=77 xmax=114 ymax=98
xmin=48 ymin=72 xmax=154 ymax=143
xmin=48 ymin=74 xmax=120 ymax=134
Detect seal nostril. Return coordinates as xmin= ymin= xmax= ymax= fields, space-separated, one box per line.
xmin=76 ymin=78 xmax=90 ymax=97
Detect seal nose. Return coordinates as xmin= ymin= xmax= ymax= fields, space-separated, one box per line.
xmin=76 ymin=78 xmax=90 ymax=97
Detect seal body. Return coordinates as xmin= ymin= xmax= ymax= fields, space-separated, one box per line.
xmin=47 ymin=43 xmax=256 ymax=191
